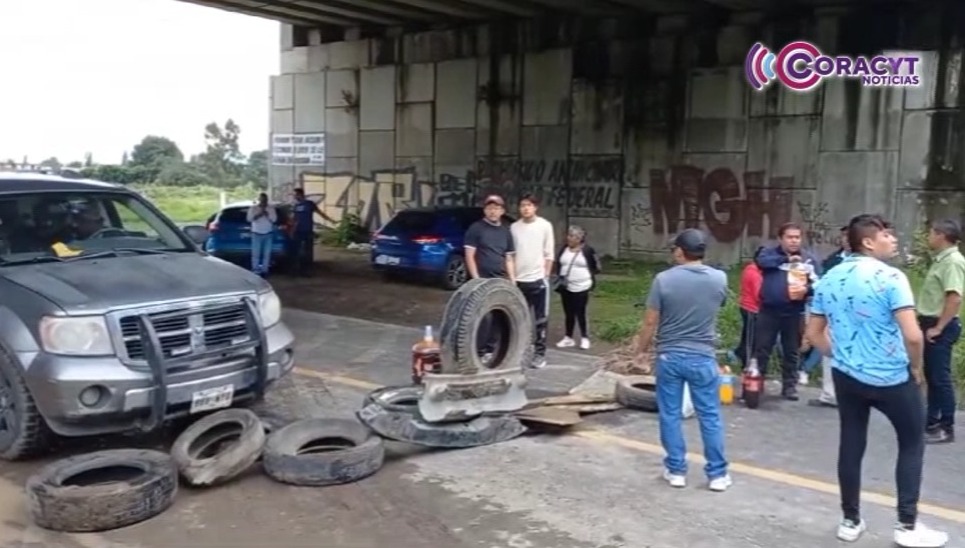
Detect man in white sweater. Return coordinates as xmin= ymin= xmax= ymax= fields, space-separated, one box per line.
xmin=511 ymin=193 xmax=555 ymax=368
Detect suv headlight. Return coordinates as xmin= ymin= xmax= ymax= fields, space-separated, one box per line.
xmin=258 ymin=290 xmax=282 ymax=328
xmin=39 ymin=316 xmax=114 ymax=356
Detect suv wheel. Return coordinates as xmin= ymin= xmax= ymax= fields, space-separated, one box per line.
xmin=442 ymin=255 xmax=468 ymax=290
xmin=0 ymin=346 xmax=51 ymax=460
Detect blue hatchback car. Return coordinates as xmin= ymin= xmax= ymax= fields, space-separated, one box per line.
xmin=371 ymin=206 xmax=514 ymax=290
xmin=204 ymin=201 xmax=293 ymax=270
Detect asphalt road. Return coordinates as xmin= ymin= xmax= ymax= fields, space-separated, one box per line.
xmin=0 ymin=308 xmax=962 ymax=548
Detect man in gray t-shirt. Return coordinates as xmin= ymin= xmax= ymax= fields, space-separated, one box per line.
xmin=636 ymin=228 xmax=731 ymax=492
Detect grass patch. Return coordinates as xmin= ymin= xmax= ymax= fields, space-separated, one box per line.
xmin=581 ymin=260 xmax=965 ymax=401
xmin=131 ymin=184 xmax=256 ymax=224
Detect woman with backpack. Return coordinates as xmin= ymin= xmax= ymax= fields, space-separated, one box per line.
xmin=553 ymin=225 xmax=601 ymax=350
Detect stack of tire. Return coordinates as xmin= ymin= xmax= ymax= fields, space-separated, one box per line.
xmin=356 ymin=278 xmax=532 ymax=446
xmin=25 ymin=409 xmax=385 ymax=533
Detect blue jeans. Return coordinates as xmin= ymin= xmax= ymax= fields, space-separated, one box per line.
xmin=656 ymin=351 xmax=728 ymax=479
xmin=250 ymin=232 xmax=273 ymax=274
xmin=920 ymin=316 xmax=961 ymax=431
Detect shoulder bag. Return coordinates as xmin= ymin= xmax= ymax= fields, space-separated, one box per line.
xmin=551 ymin=248 xmax=581 ymax=293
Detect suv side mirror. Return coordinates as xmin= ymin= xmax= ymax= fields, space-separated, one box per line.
xmin=183 ymin=225 xmax=209 ymax=245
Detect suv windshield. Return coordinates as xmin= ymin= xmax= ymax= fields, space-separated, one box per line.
xmin=0 ymin=191 xmax=192 ymax=264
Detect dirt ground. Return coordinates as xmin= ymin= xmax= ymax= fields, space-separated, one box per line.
xmin=271 ymin=246 xmax=617 ymax=355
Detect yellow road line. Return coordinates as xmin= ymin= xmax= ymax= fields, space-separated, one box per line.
xmin=292 ymin=366 xmax=965 ymax=524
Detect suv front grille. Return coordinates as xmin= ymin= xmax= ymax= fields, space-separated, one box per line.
xmin=118 ymin=303 xmax=251 ymax=363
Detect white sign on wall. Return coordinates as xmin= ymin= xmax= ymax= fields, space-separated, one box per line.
xmin=271 ymin=133 xmax=326 ymax=166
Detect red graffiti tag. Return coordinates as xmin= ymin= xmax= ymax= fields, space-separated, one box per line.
xmin=649 ymin=166 xmax=793 ymax=242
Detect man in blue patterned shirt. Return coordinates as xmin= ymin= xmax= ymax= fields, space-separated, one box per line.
xmin=806 ymin=214 xmax=946 ymax=547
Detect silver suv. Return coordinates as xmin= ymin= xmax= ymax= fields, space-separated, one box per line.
xmin=0 ymin=172 xmax=295 ymax=460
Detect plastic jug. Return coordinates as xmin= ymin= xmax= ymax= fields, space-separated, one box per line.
xmin=719 ymin=366 xmax=734 ymax=405
xmin=411 ymin=325 xmax=440 ymax=384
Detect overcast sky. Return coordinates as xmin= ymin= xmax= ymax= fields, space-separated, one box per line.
xmin=0 ymin=0 xmax=279 ymax=165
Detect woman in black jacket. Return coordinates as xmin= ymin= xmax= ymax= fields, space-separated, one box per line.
xmin=553 ymin=225 xmax=601 ymax=350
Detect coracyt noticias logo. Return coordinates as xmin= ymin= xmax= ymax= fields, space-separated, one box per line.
xmin=745 ymin=41 xmax=921 ymax=92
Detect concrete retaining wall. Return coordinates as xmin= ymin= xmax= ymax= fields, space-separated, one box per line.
xmin=269 ymin=5 xmax=965 ymax=263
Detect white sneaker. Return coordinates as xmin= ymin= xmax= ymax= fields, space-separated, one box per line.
xmin=663 ymin=470 xmax=686 ymax=488
xmin=836 ymin=518 xmax=867 ymax=542
xmin=798 ymin=371 xmax=810 ymax=385
xmin=580 ymin=337 xmax=591 ymax=350
xmin=894 ymin=522 xmax=948 ymax=547
xmin=529 ymin=356 xmax=547 ymax=369
xmin=708 ymin=475 xmax=733 ymax=492
xmin=556 ymin=337 xmax=575 ymax=348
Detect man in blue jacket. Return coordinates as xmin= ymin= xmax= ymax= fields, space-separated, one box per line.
xmin=754 ymin=222 xmax=822 ymax=401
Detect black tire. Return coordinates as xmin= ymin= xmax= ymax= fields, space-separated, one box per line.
xmin=441 ymin=255 xmax=468 ymax=290
xmin=170 ymin=408 xmax=266 ymax=487
xmin=614 ymin=376 xmax=659 ymax=412
xmin=362 ymin=386 xmax=423 ymax=415
xmin=26 ymin=449 xmax=177 ymax=532
xmin=438 ymin=278 xmax=532 ymax=375
xmin=0 ymin=344 xmax=52 ymax=461
xmin=743 ymin=389 xmax=761 ymax=409
xmin=263 ymin=418 xmax=385 ymax=487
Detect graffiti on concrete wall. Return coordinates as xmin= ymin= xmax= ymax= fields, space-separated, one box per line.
xmin=268 ymin=156 xmax=626 ymax=231
xmin=476 ymin=157 xmax=623 ymax=218
xmin=648 ymin=166 xmax=793 ymax=242
xmin=294 ymin=168 xmax=475 ymax=230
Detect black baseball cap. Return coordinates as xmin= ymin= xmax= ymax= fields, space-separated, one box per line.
xmin=673 ymin=228 xmax=707 ymax=255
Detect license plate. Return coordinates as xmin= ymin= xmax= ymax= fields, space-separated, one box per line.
xmin=375 ymin=254 xmax=400 ymax=265
xmin=190 ymin=384 xmax=234 ymax=414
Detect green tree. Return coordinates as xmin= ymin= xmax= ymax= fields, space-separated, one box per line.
xmin=66 ymin=161 xmax=83 ymax=168
xmin=194 ymin=120 xmax=244 ymax=185
xmin=244 ymin=149 xmax=269 ymax=189
xmin=39 ymin=157 xmax=61 ymax=171
xmin=83 ymin=152 xmax=93 ymax=167
xmin=130 ymin=136 xmax=183 ymax=167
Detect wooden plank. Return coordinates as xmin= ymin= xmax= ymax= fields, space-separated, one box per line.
xmin=525 ymin=393 xmax=615 ymax=408
xmin=514 ymin=406 xmax=582 ymax=426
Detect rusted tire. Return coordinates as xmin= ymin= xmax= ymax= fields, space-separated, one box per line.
xmin=263 ymin=418 xmax=385 ymax=487
xmin=439 ymin=278 xmax=532 ymax=375
xmin=171 ymin=408 xmax=266 ymax=487
xmin=26 ymin=449 xmax=177 ymax=532
xmin=614 ymin=376 xmax=659 ymax=412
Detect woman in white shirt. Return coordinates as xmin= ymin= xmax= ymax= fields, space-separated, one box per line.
xmin=553 ymin=225 xmax=601 ymax=350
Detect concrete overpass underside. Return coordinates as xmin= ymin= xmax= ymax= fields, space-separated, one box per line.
xmin=181 ymin=0 xmax=965 ymax=264
xmin=179 ymin=0 xmax=873 ymax=29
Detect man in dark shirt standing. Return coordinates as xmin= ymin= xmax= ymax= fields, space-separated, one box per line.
xmin=754 ymin=222 xmax=822 ymax=402
xmin=290 ymin=188 xmax=328 ymax=276
xmin=464 ymin=195 xmax=516 ymax=359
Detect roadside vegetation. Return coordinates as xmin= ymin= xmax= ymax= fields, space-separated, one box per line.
xmin=583 ymin=236 xmax=965 ymax=401
xmin=133 ymin=184 xmax=256 ymax=224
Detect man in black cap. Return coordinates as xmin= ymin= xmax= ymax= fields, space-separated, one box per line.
xmin=821 ymin=225 xmax=851 ymax=273
xmin=464 ymin=194 xmax=516 ymax=360
xmin=635 ymin=229 xmax=732 ymax=492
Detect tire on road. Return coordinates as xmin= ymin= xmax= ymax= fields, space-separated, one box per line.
xmin=362 ymin=386 xmax=423 ymax=415
xmin=26 ymin=449 xmax=177 ymax=532
xmin=0 ymin=344 xmax=52 ymax=461
xmin=357 ymin=403 xmax=527 ymax=448
xmin=614 ymin=376 xmax=659 ymax=412
xmin=438 ymin=278 xmax=532 ymax=375
xmin=262 ymin=418 xmax=385 ymax=487
xmin=170 ymin=408 xmax=266 ymax=486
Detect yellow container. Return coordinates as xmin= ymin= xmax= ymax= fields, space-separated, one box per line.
xmin=719 ymin=373 xmax=735 ymax=405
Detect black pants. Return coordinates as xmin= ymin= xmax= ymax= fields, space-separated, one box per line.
xmin=517 ymin=280 xmax=549 ymax=358
xmin=560 ymin=289 xmax=589 ymax=338
xmin=290 ymin=232 xmax=314 ymax=274
xmin=833 ymin=369 xmax=924 ymax=526
xmin=919 ymin=316 xmax=961 ymax=432
xmin=735 ymin=309 xmax=756 ymax=369
xmin=753 ymin=308 xmax=801 ymax=390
